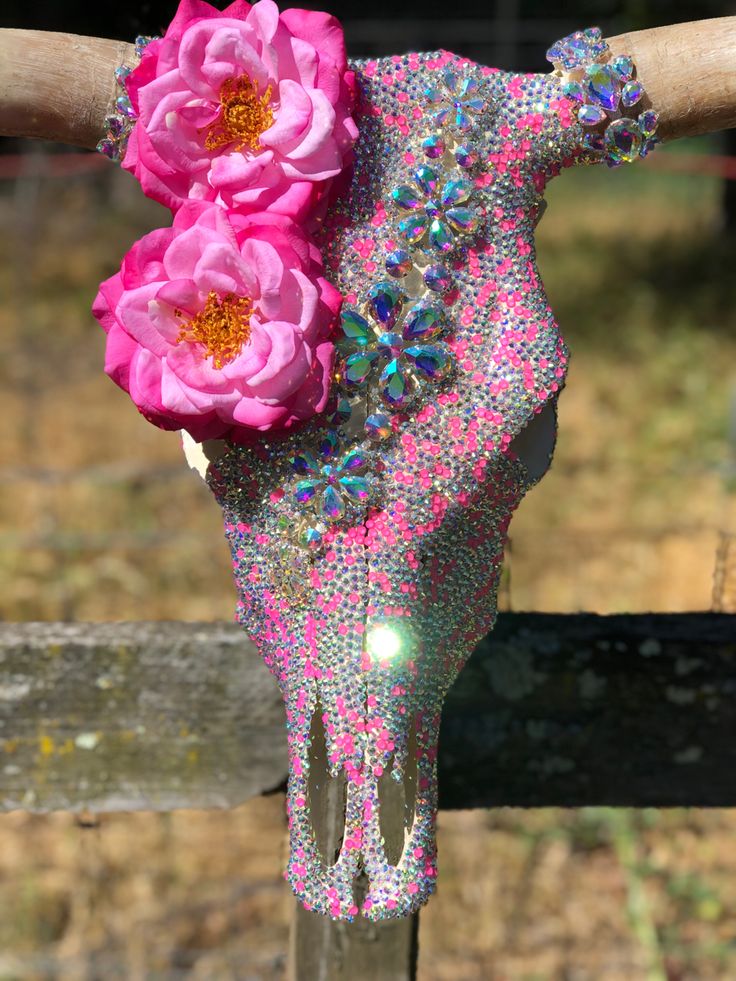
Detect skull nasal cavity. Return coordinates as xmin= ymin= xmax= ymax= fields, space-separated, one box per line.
xmin=378 ymin=722 xmax=418 ymax=867
xmin=306 ymin=703 xmax=347 ymax=868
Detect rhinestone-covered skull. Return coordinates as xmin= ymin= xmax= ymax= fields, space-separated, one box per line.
xmin=186 ymin=36 xmax=658 ymax=921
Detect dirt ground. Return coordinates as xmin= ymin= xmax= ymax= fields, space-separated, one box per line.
xmin=0 ymin=138 xmax=735 ymax=979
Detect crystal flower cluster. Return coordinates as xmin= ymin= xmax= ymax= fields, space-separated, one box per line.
xmin=94 ymin=0 xmax=358 ymax=441
xmin=276 ymin=65 xmax=491 ymax=550
xmin=546 ymin=27 xmax=659 ymax=164
xmin=96 ymin=36 xmax=156 ymax=163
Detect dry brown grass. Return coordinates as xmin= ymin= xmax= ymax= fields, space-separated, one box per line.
xmin=1 ymin=141 xmax=735 ymax=979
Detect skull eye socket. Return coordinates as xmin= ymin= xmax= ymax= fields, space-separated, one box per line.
xmin=506 ymin=394 xmax=559 ymax=486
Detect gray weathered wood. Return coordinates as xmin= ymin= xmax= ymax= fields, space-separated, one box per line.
xmin=440 ymin=611 xmax=736 ymax=808
xmin=1 ymin=613 xmax=735 ymax=813
xmin=0 ymin=621 xmax=287 ymax=812
xmin=290 ymin=900 xmax=418 ymax=981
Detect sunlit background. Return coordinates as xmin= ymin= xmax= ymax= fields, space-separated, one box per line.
xmin=1 ymin=0 xmax=736 ymax=977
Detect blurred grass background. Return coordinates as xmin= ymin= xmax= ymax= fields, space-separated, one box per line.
xmin=1 ymin=133 xmax=735 ymax=979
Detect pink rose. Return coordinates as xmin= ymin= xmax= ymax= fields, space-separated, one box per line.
xmin=93 ymin=201 xmax=341 ymax=441
xmin=123 ymin=0 xmax=358 ymax=222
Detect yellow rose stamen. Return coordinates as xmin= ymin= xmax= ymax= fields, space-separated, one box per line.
xmin=205 ymin=74 xmax=274 ymax=153
xmin=176 ymin=291 xmax=253 ymax=369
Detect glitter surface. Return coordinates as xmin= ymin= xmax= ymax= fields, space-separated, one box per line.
xmin=203 ymin=52 xmax=582 ymax=919
xmin=204 ymin=44 xmax=651 ymax=921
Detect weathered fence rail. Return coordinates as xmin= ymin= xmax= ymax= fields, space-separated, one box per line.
xmin=2 ymin=612 xmax=735 ymax=814
xmin=2 ymin=612 xmax=735 ymax=980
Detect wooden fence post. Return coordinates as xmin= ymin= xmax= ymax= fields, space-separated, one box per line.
xmin=288 ymin=872 xmax=419 ymax=981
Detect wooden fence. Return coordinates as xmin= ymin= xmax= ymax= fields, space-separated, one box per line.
xmin=2 ymin=611 xmax=735 ymax=979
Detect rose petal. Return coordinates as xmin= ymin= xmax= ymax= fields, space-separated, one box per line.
xmin=193 ymin=240 xmax=254 ymax=295
xmin=92 ymin=196 xmax=339 ymax=438
xmin=121 ymin=0 xmax=357 ymax=214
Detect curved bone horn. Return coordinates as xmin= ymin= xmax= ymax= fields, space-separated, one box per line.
xmin=1 ymin=20 xmax=736 ymax=147
xmin=0 ymin=30 xmax=132 ymax=147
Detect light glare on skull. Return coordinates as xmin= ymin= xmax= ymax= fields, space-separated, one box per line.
xmin=366 ymin=624 xmax=404 ymax=662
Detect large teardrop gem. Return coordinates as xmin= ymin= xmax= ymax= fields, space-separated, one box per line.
xmin=441 ymin=178 xmax=473 ymax=207
xmin=454 ymin=108 xmax=472 ymax=132
xmin=295 ymin=479 xmax=319 ymax=504
xmin=318 ymin=430 xmax=340 ymax=460
xmin=405 ymin=344 xmax=451 ymax=380
xmin=414 ymin=165 xmax=440 ymax=196
xmin=403 ymin=302 xmax=444 ymax=341
xmin=321 ymin=485 xmax=345 ymax=521
xmin=578 ymin=104 xmax=607 ymax=127
xmin=611 ymin=55 xmax=634 ymax=81
xmin=445 ymin=207 xmax=478 ymax=233
xmin=461 ymin=96 xmax=485 ymax=114
xmin=585 ymin=64 xmax=620 ymax=111
xmin=340 ymin=309 xmax=372 ymax=346
xmin=459 ymin=77 xmax=479 ymax=98
xmin=116 ymin=94 xmax=136 ymax=118
xmin=344 ymin=350 xmax=379 ymax=385
xmin=380 ymin=359 xmax=411 ymax=407
xmin=392 ymin=185 xmax=421 ymax=210
xmin=443 ymin=69 xmax=459 ymax=94
xmin=341 ymin=447 xmax=368 ymax=472
xmin=621 ymin=80 xmax=644 ymax=107
xmin=367 ymin=282 xmax=404 ymax=328
xmin=638 ymin=109 xmax=659 ymax=137
xmin=430 ymin=107 xmax=451 ymax=128
xmin=429 ymin=219 xmax=454 ymax=252
xmin=291 ymin=450 xmax=320 ymax=476
xmin=399 ymin=213 xmax=428 ymax=244
xmin=339 ymin=475 xmax=371 ymax=501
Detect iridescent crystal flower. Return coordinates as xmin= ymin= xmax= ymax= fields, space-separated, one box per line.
xmin=391 ymin=167 xmax=478 ymax=254
xmin=338 ymin=282 xmax=453 ymax=409
xmin=545 ymin=26 xmax=608 ymax=70
xmin=423 ymin=69 xmax=485 ymax=144
xmin=546 ymin=25 xmax=659 ymax=165
xmin=291 ymin=430 xmax=375 ymax=523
